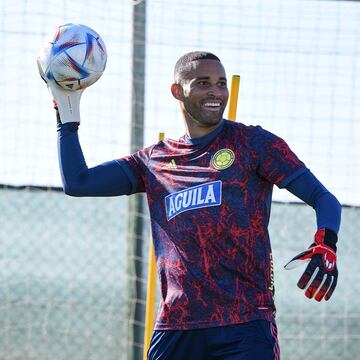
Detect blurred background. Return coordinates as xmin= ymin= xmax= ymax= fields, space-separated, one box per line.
xmin=0 ymin=0 xmax=359 ymax=359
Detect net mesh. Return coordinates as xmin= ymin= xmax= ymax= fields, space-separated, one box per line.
xmin=0 ymin=0 xmax=359 ymax=359
xmin=0 ymin=187 xmax=130 ymax=360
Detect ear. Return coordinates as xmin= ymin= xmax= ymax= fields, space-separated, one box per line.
xmin=171 ymin=83 xmax=183 ymax=100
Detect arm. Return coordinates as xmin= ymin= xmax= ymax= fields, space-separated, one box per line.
xmin=285 ymin=170 xmax=341 ymax=233
xmin=37 ymin=58 xmax=137 ymax=197
xmin=252 ymin=125 xmax=341 ymax=300
xmin=58 ymin=122 xmax=136 ymax=197
xmin=284 ymin=170 xmax=341 ymax=301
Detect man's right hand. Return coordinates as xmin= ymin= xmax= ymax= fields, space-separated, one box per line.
xmin=37 ymin=58 xmax=84 ymax=124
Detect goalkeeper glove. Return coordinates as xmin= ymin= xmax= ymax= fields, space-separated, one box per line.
xmin=37 ymin=58 xmax=84 ymax=124
xmin=284 ymin=228 xmax=338 ymax=301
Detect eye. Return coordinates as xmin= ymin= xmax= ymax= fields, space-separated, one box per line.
xmin=197 ymin=80 xmax=209 ymax=86
xmin=218 ymin=81 xmax=227 ymax=87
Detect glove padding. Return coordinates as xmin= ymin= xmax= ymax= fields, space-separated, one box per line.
xmin=37 ymin=58 xmax=84 ymax=124
xmin=284 ymin=228 xmax=338 ymax=301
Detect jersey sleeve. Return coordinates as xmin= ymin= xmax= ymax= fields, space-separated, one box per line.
xmin=254 ymin=126 xmax=307 ymax=188
xmin=120 ymin=145 xmax=154 ymax=194
xmin=285 ymin=170 xmax=341 ymax=233
xmin=58 ymin=122 xmax=134 ymax=197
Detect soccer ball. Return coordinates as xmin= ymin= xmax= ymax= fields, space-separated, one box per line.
xmin=37 ymin=23 xmax=107 ymax=91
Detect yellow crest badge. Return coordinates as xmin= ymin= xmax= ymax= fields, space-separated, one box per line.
xmin=211 ymin=149 xmax=235 ymax=170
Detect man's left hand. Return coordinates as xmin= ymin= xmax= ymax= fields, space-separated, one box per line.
xmin=284 ymin=228 xmax=338 ymax=301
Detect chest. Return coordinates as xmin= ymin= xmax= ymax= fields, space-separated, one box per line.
xmin=145 ymin=143 xmax=258 ymax=196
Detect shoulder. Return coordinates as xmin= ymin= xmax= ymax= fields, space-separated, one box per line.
xmin=223 ymin=119 xmax=268 ymax=135
xmin=124 ymin=143 xmax=157 ymax=167
xmin=223 ymin=120 xmax=279 ymax=144
xmin=135 ymin=139 xmax=179 ymax=162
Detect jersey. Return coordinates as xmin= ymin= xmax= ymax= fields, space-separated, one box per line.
xmin=121 ymin=119 xmax=307 ymax=330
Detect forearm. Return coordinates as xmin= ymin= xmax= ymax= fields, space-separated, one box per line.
xmin=313 ymin=192 xmax=341 ymax=234
xmin=286 ymin=170 xmax=341 ymax=233
xmin=57 ymin=122 xmax=134 ymax=196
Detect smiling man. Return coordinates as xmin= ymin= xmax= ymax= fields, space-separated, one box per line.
xmin=171 ymin=53 xmax=229 ymax=137
xmin=40 ymin=51 xmax=341 ymax=360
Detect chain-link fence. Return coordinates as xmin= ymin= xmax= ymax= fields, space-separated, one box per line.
xmin=0 ymin=187 xmax=131 ymax=360
xmin=1 ymin=0 xmax=359 ymax=359
xmin=0 ymin=187 xmax=358 ymax=360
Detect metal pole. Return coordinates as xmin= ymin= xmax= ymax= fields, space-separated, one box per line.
xmin=127 ymin=1 xmax=146 ymax=360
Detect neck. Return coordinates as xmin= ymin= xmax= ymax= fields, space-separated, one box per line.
xmin=185 ymin=120 xmax=224 ymax=138
xmin=182 ymin=110 xmax=224 ymax=138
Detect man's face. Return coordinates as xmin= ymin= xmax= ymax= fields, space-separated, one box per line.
xmin=180 ymin=59 xmax=229 ymax=127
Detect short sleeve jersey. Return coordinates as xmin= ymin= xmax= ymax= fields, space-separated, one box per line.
xmin=122 ymin=120 xmax=306 ymax=330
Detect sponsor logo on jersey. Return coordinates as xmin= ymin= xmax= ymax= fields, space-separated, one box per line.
xmin=165 ymin=181 xmax=222 ymax=220
xmin=211 ymin=148 xmax=235 ymax=170
xmin=269 ymin=252 xmax=275 ymax=294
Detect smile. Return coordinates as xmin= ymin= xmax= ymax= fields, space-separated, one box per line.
xmin=202 ymin=100 xmax=222 ymax=111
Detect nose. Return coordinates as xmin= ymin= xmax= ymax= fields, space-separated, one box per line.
xmin=207 ymin=85 xmax=223 ymax=97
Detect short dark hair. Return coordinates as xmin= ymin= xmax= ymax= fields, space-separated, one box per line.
xmin=174 ymin=51 xmax=221 ymax=84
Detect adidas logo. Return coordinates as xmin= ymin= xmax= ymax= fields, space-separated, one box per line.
xmin=166 ymin=159 xmax=177 ymax=169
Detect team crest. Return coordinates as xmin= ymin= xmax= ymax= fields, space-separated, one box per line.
xmin=211 ymin=149 xmax=235 ymax=170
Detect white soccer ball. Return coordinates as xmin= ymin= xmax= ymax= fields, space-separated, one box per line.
xmin=37 ymin=23 xmax=107 ymax=91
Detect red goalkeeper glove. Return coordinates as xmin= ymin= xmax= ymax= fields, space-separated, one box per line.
xmin=284 ymin=228 xmax=338 ymax=301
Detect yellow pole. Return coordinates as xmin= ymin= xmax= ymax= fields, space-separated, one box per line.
xmin=143 ymin=132 xmax=164 ymax=360
xmin=227 ymin=75 xmax=240 ymax=121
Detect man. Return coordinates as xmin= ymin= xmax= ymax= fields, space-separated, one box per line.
xmin=39 ymin=51 xmax=341 ymax=360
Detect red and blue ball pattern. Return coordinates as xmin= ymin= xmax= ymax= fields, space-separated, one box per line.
xmin=38 ymin=23 xmax=107 ymax=90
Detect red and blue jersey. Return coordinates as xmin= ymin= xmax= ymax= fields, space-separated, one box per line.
xmin=122 ymin=119 xmax=307 ymax=330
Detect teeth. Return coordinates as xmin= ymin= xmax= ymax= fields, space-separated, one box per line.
xmin=204 ymin=102 xmax=221 ymax=107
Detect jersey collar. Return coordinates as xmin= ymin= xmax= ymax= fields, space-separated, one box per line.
xmin=182 ymin=119 xmax=225 ymax=145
